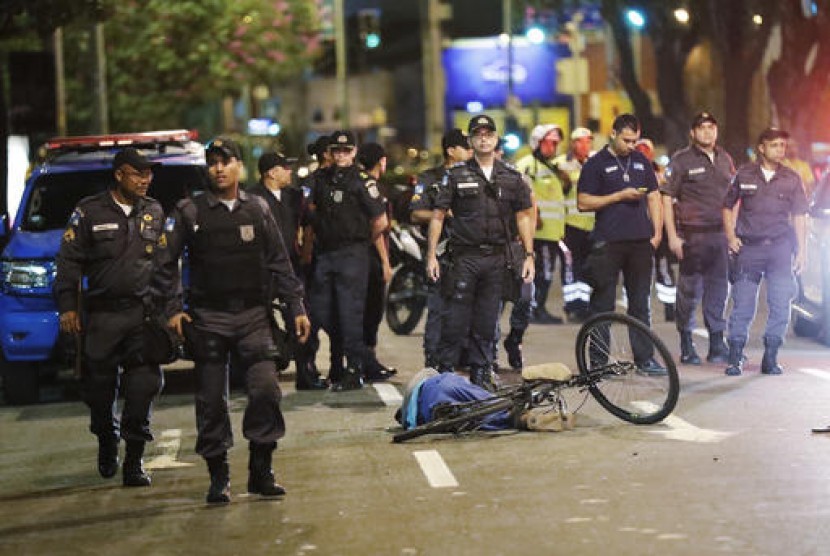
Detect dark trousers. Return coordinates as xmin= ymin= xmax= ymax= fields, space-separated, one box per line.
xmin=675 ymin=231 xmax=729 ymax=334
xmin=533 ymin=239 xmax=563 ymax=312
xmin=310 ymin=243 xmax=369 ymax=368
xmin=589 ymin=239 xmax=654 ymax=362
xmin=364 ymin=247 xmax=385 ymax=349
xmin=189 ymin=306 xmax=285 ymax=459
xmin=563 ymin=225 xmax=592 ymax=314
xmin=437 ymin=250 xmax=504 ymax=369
xmin=727 ymin=239 xmax=797 ymax=341
xmin=423 ymin=258 xmax=449 ymax=365
xmin=83 ymin=304 xmax=163 ymax=444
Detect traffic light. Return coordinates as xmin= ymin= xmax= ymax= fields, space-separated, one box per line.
xmin=358 ymin=9 xmax=381 ymax=49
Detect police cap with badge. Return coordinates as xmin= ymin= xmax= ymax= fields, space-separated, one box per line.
xmin=468 ymin=114 xmax=497 ymax=135
xmin=206 ymin=136 xmax=243 ymax=159
xmin=329 ymin=130 xmax=356 ymax=150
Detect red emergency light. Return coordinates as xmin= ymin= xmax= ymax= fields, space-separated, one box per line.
xmin=45 ymin=129 xmax=199 ymax=152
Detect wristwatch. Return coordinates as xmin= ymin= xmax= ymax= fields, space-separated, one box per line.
xmin=525 ymin=252 xmax=535 ymax=258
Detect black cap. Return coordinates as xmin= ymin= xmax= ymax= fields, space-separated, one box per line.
xmin=113 ymin=147 xmax=159 ymax=171
xmin=357 ymin=142 xmax=385 ymax=170
xmin=206 ymin=136 xmax=242 ymax=159
xmin=468 ymin=114 xmax=497 ymax=134
xmin=258 ymin=152 xmax=297 ymax=176
xmin=441 ymin=129 xmax=469 ymax=152
xmin=691 ymin=111 xmax=718 ymax=128
xmin=757 ymin=127 xmax=790 ymax=145
xmin=329 ymin=130 xmax=356 ymax=149
xmin=307 ymin=135 xmax=331 ymax=158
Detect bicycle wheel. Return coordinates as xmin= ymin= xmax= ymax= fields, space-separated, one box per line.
xmin=392 ymin=396 xmax=517 ymax=443
xmin=575 ymin=312 xmax=679 ymax=425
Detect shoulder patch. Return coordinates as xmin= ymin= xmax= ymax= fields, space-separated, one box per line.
xmin=365 ymin=180 xmax=380 ymax=199
xmin=69 ymin=209 xmax=82 ymax=227
xmin=360 ymin=171 xmax=369 ymax=179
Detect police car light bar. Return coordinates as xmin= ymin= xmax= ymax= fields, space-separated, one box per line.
xmin=45 ymin=129 xmax=199 ymax=152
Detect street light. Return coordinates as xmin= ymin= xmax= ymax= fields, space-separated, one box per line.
xmin=674 ymin=8 xmax=690 ymax=24
xmin=626 ymin=9 xmax=645 ymax=29
xmin=525 ymin=26 xmax=545 ymax=44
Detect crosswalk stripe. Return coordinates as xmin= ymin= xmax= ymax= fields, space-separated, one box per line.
xmin=373 ymin=383 xmax=403 ymax=406
xmin=413 ymin=450 xmax=459 ymax=488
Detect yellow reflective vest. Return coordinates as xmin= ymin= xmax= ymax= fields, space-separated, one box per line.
xmin=555 ymin=153 xmax=595 ymax=232
xmin=515 ymin=153 xmax=565 ymax=241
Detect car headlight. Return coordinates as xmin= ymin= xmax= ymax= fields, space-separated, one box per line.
xmin=1 ymin=260 xmax=57 ymax=290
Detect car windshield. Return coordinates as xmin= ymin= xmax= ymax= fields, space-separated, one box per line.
xmin=20 ymin=166 xmax=210 ymax=231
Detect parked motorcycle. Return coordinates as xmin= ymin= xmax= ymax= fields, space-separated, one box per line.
xmin=385 ymin=223 xmax=429 ymax=335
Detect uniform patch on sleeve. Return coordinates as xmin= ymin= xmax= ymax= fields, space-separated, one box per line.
xmin=414 ymin=183 xmax=425 ymax=195
xmin=158 ymin=233 xmax=167 ymax=248
xmin=164 ymin=217 xmax=176 ymax=232
xmin=62 ymin=228 xmax=75 ymax=243
xmin=69 ymin=209 xmax=82 ymax=227
xmin=366 ymin=180 xmax=380 ymax=198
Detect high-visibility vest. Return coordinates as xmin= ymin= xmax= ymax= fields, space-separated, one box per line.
xmin=555 ymin=153 xmax=595 ymax=232
xmin=515 ymin=154 xmax=565 ymax=241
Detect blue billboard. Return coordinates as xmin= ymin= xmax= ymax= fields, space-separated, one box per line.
xmin=442 ymin=38 xmax=571 ymax=114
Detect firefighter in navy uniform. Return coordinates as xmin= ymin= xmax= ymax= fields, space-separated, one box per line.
xmin=250 ymin=151 xmax=328 ymax=390
xmin=54 ymin=148 xmax=166 ymax=488
xmin=662 ymin=112 xmax=735 ymax=365
xmin=426 ymin=115 xmax=535 ymax=390
xmin=306 ymin=130 xmax=389 ymax=391
xmin=722 ymin=127 xmax=808 ymax=376
xmin=160 ymin=137 xmax=310 ymax=504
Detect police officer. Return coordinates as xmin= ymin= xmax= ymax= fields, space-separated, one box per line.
xmin=54 ymin=147 xmax=166 ymax=487
xmin=515 ymin=123 xmax=567 ymax=325
xmin=426 ymin=114 xmax=535 ymax=390
xmin=722 ymin=127 xmax=808 ymax=376
xmin=662 ymin=112 xmax=735 ymax=365
xmin=556 ymin=127 xmax=595 ymax=321
xmin=577 ymin=114 xmax=665 ymax=374
xmin=160 ymin=137 xmax=310 ymax=504
xmin=250 ymin=151 xmax=328 ymax=390
xmin=306 ymin=130 xmax=389 ymax=390
xmin=357 ymin=141 xmax=397 ymax=381
xmin=410 ymin=129 xmax=472 ymax=368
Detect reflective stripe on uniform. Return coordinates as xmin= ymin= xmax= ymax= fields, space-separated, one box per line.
xmin=655 ymin=281 xmax=676 ymax=304
xmin=563 ymin=281 xmax=592 ymax=303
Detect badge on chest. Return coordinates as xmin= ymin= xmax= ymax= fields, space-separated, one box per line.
xmin=240 ymin=224 xmax=255 ymax=242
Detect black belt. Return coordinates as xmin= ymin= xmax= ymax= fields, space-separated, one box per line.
xmin=680 ymin=224 xmax=723 ymax=234
xmin=451 ymin=243 xmax=505 ymax=256
xmin=740 ymin=236 xmax=786 ymax=246
xmin=190 ymin=296 xmax=263 ymax=312
xmin=87 ymin=297 xmax=143 ymax=312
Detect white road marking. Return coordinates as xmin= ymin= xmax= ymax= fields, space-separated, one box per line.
xmin=413 ymin=450 xmax=459 ymax=488
xmin=373 ymin=383 xmax=403 ymax=406
xmin=797 ymin=368 xmax=830 ymax=382
xmin=145 ymin=429 xmax=194 ymax=470
xmin=632 ymin=402 xmax=735 ymax=443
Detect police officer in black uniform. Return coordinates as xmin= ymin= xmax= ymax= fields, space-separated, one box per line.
xmin=250 ymin=151 xmax=327 ymax=390
xmin=577 ymin=114 xmax=665 ymax=374
xmin=662 ymin=112 xmax=735 ymax=365
xmin=426 ymin=115 xmax=535 ymax=390
xmin=722 ymin=127 xmax=808 ymax=376
xmin=410 ymin=129 xmax=472 ymax=368
xmin=306 ymin=131 xmax=389 ymax=391
xmin=160 ymin=137 xmax=310 ymax=504
xmin=54 ymin=148 xmax=166 ymax=487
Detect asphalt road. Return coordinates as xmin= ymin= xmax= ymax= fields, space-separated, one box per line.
xmin=2 ymin=300 xmax=830 ymax=555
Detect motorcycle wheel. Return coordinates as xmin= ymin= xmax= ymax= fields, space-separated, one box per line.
xmin=385 ymin=264 xmax=427 ymax=335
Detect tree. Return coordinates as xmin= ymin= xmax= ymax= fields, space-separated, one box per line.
xmin=766 ymin=1 xmax=830 ymax=148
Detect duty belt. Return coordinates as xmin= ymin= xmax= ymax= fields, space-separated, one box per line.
xmin=189 ymin=296 xmax=263 ymax=312
xmin=451 ymin=243 xmax=505 ymax=256
xmin=86 ymin=297 xmax=143 ymax=312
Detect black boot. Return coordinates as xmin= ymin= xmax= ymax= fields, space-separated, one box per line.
xmin=365 ymin=348 xmax=397 ymax=382
xmin=295 ymin=359 xmax=328 ymax=390
xmin=247 ymin=442 xmax=286 ymax=497
xmin=724 ymin=338 xmax=746 ymax=376
xmin=706 ymin=331 xmax=729 ymax=364
xmin=503 ymin=328 xmax=524 ymax=370
xmin=469 ymin=365 xmax=498 ymax=392
xmin=122 ymin=441 xmax=151 ymax=487
xmin=331 ymin=361 xmax=364 ymax=392
xmin=205 ymin=453 xmax=231 ymax=504
xmin=761 ymin=336 xmax=784 ymax=375
xmin=97 ymin=435 xmax=119 ymax=479
xmin=679 ymin=331 xmax=701 ymax=365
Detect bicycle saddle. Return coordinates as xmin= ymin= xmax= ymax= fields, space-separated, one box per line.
xmin=521 ymin=362 xmax=573 ymax=382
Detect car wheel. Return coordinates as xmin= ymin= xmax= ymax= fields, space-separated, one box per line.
xmin=1 ymin=360 xmax=41 ymax=405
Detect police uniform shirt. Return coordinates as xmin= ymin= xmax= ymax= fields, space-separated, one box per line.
xmin=577 ymin=146 xmax=659 ymax=242
xmin=54 ymin=191 xmax=165 ymax=313
xmin=410 ymin=165 xmax=446 ymax=214
xmin=434 ymin=158 xmax=532 ymax=247
xmin=662 ymin=145 xmax=735 ymax=228
xmin=309 ymin=165 xmax=386 ymax=252
xmin=723 ymin=162 xmax=809 ymax=242
xmin=248 ymin=181 xmax=302 ymax=257
xmin=158 ymin=189 xmax=305 ymax=318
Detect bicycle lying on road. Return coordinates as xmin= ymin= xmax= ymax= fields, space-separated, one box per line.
xmin=393 ymin=312 xmax=680 ymax=443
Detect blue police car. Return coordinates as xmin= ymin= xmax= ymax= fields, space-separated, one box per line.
xmin=0 ymin=130 xmax=209 ymax=404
